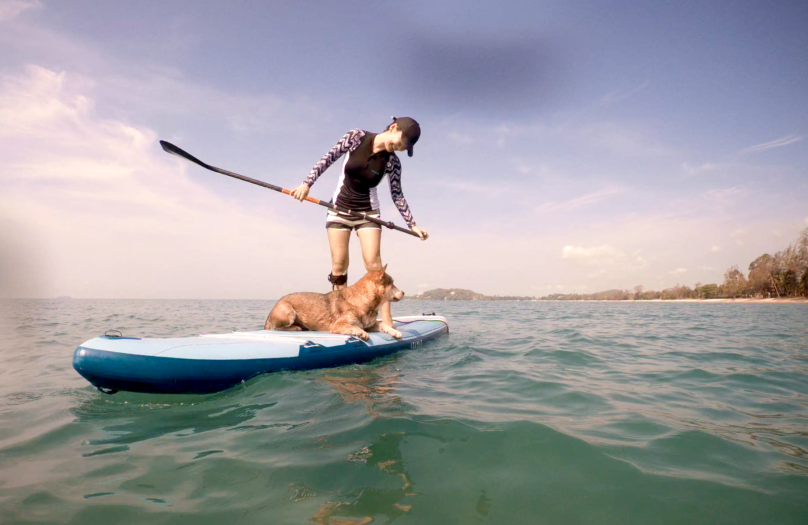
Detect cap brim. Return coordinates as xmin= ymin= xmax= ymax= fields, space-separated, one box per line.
xmin=407 ymin=145 xmax=414 ymax=157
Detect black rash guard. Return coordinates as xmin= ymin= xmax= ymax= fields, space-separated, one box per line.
xmin=303 ymin=129 xmax=416 ymax=227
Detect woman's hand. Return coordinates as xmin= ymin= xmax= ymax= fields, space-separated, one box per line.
xmin=290 ymin=183 xmax=310 ymax=202
xmin=411 ymin=225 xmax=429 ymax=240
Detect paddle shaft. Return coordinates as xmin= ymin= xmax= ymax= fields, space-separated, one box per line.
xmin=159 ymin=140 xmax=419 ymax=237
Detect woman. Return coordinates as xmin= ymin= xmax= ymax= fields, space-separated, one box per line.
xmin=290 ymin=116 xmax=429 ymax=329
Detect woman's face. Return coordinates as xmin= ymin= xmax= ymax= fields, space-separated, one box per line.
xmin=384 ymin=126 xmax=407 ymax=153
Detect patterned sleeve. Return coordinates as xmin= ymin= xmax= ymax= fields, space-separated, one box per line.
xmin=385 ymin=154 xmax=416 ymax=227
xmin=303 ymin=129 xmax=365 ymax=187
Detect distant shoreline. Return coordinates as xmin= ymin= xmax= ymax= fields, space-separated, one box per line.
xmin=534 ymin=298 xmax=807 ymax=304
xmin=405 ymin=298 xmax=807 ymax=304
xmin=408 ymin=288 xmax=807 ymax=304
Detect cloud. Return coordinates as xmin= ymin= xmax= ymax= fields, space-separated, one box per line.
xmin=670 ymin=268 xmax=687 ymax=275
xmin=682 ymin=162 xmax=719 ymax=177
xmin=510 ymin=157 xmax=552 ymax=177
xmin=598 ymin=81 xmax=650 ymax=106
xmin=0 ymin=65 xmax=313 ymax=298
xmin=491 ymin=119 xmax=671 ymax=157
xmin=561 ymin=245 xmax=647 ymax=270
xmin=710 ymin=245 xmax=722 ymax=253
xmin=0 ymin=0 xmax=40 ymax=22
xmin=579 ymin=121 xmax=673 ymax=157
xmin=536 ymin=188 xmax=624 ymax=214
xmin=702 ymin=186 xmax=744 ymax=206
xmin=98 ymin=70 xmax=325 ymax=135
xmin=0 ymin=5 xmax=323 ymax=137
xmin=421 ymin=178 xmax=511 ymax=195
xmin=740 ymin=134 xmax=803 ymax=154
xmin=805 ymin=216 xmax=808 ymax=226
xmin=447 ymin=131 xmax=474 ymax=145
xmin=730 ymin=228 xmax=746 ymax=238
xmin=562 ymin=245 xmax=623 ymax=265
xmin=773 ymin=228 xmax=783 ymax=238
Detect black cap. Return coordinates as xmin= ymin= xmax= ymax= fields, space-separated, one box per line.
xmin=392 ymin=116 xmax=420 ymax=157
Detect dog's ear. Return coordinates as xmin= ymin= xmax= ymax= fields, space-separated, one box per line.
xmin=373 ymin=265 xmax=388 ymax=283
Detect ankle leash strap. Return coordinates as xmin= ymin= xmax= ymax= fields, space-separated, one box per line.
xmin=327 ymin=273 xmax=348 ymax=286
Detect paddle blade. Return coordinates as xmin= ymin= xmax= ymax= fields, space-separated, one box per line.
xmin=159 ymin=140 xmax=210 ymax=169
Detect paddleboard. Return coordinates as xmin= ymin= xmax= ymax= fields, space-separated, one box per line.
xmin=73 ymin=315 xmax=448 ymax=394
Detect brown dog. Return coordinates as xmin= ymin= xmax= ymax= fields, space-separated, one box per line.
xmin=264 ymin=265 xmax=404 ymax=340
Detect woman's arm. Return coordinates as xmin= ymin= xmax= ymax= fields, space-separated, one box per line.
xmin=303 ymin=129 xmax=365 ymax=187
xmin=292 ymin=129 xmax=365 ymax=201
xmin=385 ymin=154 xmax=428 ymax=241
xmin=385 ymin=155 xmax=415 ymax=226
xmin=385 ymin=156 xmax=429 ymax=240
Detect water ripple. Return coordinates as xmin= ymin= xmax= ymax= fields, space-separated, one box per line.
xmin=1 ymin=299 xmax=807 ymax=523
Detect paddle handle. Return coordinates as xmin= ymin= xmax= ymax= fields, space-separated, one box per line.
xmin=280 ymin=188 xmax=321 ymax=205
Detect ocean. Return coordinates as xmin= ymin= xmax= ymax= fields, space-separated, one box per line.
xmin=1 ymin=299 xmax=806 ymax=524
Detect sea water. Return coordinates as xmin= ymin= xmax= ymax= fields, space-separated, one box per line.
xmin=0 ymin=299 xmax=806 ymax=524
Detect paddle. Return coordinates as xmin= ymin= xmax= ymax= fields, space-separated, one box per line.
xmin=159 ymin=140 xmax=420 ymax=238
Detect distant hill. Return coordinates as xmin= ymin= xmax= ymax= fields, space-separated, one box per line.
xmin=406 ymin=288 xmax=536 ymax=301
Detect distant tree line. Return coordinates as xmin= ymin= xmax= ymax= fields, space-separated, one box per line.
xmin=541 ymin=228 xmax=808 ymax=300
xmin=732 ymin=227 xmax=808 ymax=298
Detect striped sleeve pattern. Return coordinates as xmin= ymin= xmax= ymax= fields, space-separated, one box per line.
xmin=303 ymin=129 xmax=365 ymax=187
xmin=385 ymin=154 xmax=416 ymax=227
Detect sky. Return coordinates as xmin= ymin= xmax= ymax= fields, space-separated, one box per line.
xmin=1 ymin=0 xmax=806 ymax=299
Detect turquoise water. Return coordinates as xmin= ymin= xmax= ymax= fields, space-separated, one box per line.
xmin=1 ymin=299 xmax=806 ymax=524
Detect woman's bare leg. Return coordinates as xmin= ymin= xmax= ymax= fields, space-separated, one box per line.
xmin=327 ymin=228 xmax=351 ymax=290
xmin=356 ymin=228 xmax=393 ymax=326
xmin=357 ymin=227 xmax=382 ymax=271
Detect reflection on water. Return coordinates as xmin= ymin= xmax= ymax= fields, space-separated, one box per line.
xmin=72 ymin=392 xmax=279 ymax=446
xmin=309 ymin=432 xmax=414 ymax=524
xmin=320 ymin=370 xmax=402 ymax=418
xmin=311 ymin=371 xmax=415 ymax=523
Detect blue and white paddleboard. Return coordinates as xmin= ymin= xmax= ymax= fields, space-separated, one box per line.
xmin=73 ymin=315 xmax=448 ymax=394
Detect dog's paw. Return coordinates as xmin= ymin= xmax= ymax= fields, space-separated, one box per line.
xmin=379 ymin=323 xmax=403 ymax=339
xmin=345 ymin=326 xmax=370 ymax=341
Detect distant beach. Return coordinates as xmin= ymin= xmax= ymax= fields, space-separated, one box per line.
xmin=644 ymin=297 xmax=806 ymax=303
